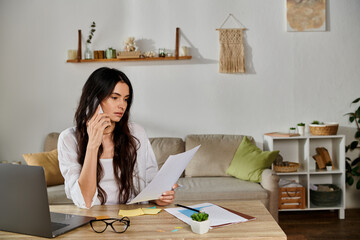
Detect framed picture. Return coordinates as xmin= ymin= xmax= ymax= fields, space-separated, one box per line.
xmin=286 ymin=0 xmax=326 ymax=32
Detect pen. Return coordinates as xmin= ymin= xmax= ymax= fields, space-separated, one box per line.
xmin=175 ymin=204 xmax=201 ymax=213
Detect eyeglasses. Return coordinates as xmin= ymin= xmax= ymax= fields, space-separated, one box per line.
xmin=90 ymin=217 xmax=130 ymax=233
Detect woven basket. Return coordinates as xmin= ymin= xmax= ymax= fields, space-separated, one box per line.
xmin=279 ymin=187 xmax=306 ymax=209
xmin=310 ymin=184 xmax=341 ymax=206
xmin=274 ymin=162 xmax=300 ymax=173
xmin=309 ymin=123 xmax=338 ymax=136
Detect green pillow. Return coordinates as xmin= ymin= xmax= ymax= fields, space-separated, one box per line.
xmin=226 ymin=136 xmax=279 ymax=182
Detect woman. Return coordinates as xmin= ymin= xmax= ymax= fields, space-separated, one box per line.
xmin=58 ymin=67 xmax=176 ymax=208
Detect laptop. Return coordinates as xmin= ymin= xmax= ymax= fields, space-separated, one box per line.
xmin=0 ymin=164 xmax=95 ymax=238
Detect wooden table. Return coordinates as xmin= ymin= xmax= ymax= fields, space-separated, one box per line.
xmin=0 ymin=200 xmax=286 ymax=239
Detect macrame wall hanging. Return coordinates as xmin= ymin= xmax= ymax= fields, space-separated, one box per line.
xmin=217 ymin=14 xmax=247 ymax=73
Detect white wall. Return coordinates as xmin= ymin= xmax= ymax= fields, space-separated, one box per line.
xmin=1 ymin=0 xmax=360 ymax=208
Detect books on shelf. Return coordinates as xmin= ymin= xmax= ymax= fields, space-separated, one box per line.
xmin=265 ymin=132 xmax=300 ymax=137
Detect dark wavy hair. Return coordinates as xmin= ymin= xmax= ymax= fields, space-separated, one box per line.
xmin=74 ymin=67 xmax=139 ymax=204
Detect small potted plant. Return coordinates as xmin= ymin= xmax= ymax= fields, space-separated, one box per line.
xmin=190 ymin=212 xmax=210 ymax=234
xmin=289 ymin=127 xmax=296 ymax=134
xmin=326 ymin=162 xmax=333 ymax=171
xmin=297 ymin=123 xmax=305 ymax=136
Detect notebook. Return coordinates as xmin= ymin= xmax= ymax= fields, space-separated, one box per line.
xmin=0 ymin=164 xmax=95 ymax=238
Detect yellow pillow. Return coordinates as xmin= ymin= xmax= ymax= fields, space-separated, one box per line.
xmin=23 ymin=149 xmax=64 ymax=186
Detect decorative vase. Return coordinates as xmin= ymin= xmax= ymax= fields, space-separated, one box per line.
xmin=84 ymin=43 xmax=93 ymax=59
xmin=297 ymin=126 xmax=305 ymax=136
xmin=190 ymin=220 xmax=210 ymax=234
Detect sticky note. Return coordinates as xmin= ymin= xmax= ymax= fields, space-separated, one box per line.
xmin=118 ymin=208 xmax=144 ymax=217
xmin=118 ymin=207 xmax=161 ymax=217
xmin=142 ymin=208 xmax=162 ymax=215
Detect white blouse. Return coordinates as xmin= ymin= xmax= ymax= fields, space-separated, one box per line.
xmin=57 ymin=122 xmax=158 ymax=208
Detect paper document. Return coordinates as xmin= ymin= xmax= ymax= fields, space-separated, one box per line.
xmin=127 ymin=145 xmax=200 ymax=204
xmin=165 ymin=203 xmax=252 ymax=229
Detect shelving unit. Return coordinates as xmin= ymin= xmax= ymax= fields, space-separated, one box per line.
xmin=263 ymin=134 xmax=346 ymax=219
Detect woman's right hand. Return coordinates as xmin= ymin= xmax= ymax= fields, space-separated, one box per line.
xmin=86 ymin=106 xmax=111 ymax=149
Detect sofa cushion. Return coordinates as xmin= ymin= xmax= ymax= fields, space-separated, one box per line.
xmin=226 ymin=136 xmax=279 ymax=183
xmin=47 ymin=184 xmax=73 ymax=205
xmin=149 ymin=137 xmax=185 ymax=170
xmin=176 ymin=177 xmax=268 ymax=204
xmin=185 ymin=134 xmax=255 ymax=177
xmin=44 ymin=132 xmax=60 ymax=152
xmin=23 ymin=149 xmax=64 ymax=186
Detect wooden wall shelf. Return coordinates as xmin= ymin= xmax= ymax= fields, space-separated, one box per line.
xmin=67 ymin=27 xmax=191 ymax=63
xmin=67 ymin=56 xmax=192 ymax=63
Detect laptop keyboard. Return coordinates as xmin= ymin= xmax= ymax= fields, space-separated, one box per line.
xmin=51 ymin=222 xmax=69 ymax=232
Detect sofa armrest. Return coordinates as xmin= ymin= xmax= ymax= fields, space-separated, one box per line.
xmin=260 ymin=169 xmax=279 ymax=222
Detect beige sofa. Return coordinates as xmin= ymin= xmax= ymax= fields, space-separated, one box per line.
xmin=44 ymin=133 xmax=279 ymax=221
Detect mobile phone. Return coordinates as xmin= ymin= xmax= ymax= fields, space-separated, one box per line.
xmin=86 ymin=98 xmax=102 ymax=116
xmin=98 ymin=105 xmax=103 ymax=114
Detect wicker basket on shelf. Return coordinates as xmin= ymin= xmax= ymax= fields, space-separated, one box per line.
xmin=309 ymin=123 xmax=338 ymax=136
xmin=274 ymin=162 xmax=299 ymax=173
xmin=279 ymin=187 xmax=306 ymax=209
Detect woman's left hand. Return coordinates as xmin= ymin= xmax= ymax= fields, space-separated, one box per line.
xmin=154 ymin=183 xmax=178 ymax=206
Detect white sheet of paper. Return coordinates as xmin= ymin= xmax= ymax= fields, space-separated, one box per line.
xmin=165 ymin=203 xmax=249 ymax=229
xmin=127 ymin=145 xmax=200 ymax=204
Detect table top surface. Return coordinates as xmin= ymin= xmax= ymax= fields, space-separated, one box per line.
xmin=0 ymin=200 xmax=286 ymax=240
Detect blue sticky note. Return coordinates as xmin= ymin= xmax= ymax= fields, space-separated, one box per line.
xmin=178 ymin=205 xmax=212 ymax=218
